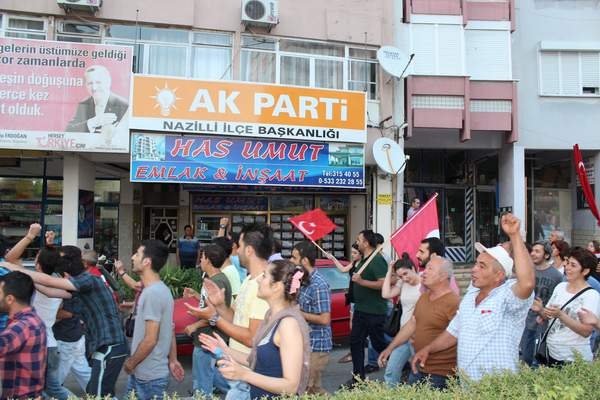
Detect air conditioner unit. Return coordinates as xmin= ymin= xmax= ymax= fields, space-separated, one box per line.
xmin=241 ymin=0 xmax=279 ymax=28
xmin=57 ymin=0 xmax=102 ymax=13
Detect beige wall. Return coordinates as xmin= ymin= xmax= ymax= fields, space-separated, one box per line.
xmin=1 ymin=0 xmax=390 ymax=44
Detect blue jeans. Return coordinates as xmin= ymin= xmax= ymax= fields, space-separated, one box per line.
xmin=384 ymin=342 xmax=413 ymax=386
xmin=44 ymin=347 xmax=75 ymax=400
xmin=224 ymin=380 xmax=251 ymax=400
xmin=408 ymin=371 xmax=448 ymax=389
xmin=520 ymin=326 xmax=541 ymax=367
xmin=126 ymin=375 xmax=168 ymax=400
xmin=192 ymin=346 xmax=217 ymax=396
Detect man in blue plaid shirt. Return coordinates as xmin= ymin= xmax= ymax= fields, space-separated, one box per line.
xmin=293 ymin=240 xmax=332 ymax=395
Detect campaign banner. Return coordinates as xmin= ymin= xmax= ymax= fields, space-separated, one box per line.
xmin=131 ymin=75 xmax=367 ymax=144
xmin=130 ymin=133 xmax=365 ymax=189
xmin=0 ymin=38 xmax=132 ymax=153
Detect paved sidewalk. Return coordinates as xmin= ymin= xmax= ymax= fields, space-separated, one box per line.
xmin=63 ymin=344 xmax=386 ymax=398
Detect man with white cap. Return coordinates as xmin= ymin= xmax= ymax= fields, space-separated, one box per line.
xmin=412 ymin=213 xmax=534 ymax=381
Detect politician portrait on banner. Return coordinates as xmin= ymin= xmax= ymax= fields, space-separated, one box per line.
xmin=0 ymin=37 xmax=132 ymax=152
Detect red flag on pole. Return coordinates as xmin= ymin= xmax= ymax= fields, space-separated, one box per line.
xmin=390 ymin=193 xmax=440 ymax=266
xmin=574 ymin=144 xmax=600 ymax=227
xmin=289 ymin=209 xmax=337 ymax=241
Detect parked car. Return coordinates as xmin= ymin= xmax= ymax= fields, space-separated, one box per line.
xmin=173 ymin=258 xmax=351 ymax=355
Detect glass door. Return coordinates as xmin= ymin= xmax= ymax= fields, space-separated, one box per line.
xmin=444 ymin=189 xmax=465 ymax=247
xmin=476 ymin=190 xmax=497 ymax=246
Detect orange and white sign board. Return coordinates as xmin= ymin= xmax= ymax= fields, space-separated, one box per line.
xmin=131 ymin=75 xmax=367 ymax=143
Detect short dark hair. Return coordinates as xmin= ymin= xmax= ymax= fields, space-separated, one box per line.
xmin=141 ymin=240 xmax=169 ymax=273
xmin=421 ymin=237 xmax=444 ymax=257
xmin=359 ymin=230 xmax=378 ymax=248
xmin=533 ymin=240 xmax=552 ymax=259
xmin=200 ymin=244 xmax=227 ymax=269
xmin=568 ymin=247 xmax=597 ymax=279
xmin=60 ymin=245 xmax=86 ymax=277
xmin=212 ymin=236 xmax=233 ymax=258
xmin=37 ymin=246 xmax=62 ymax=275
xmin=0 ymin=271 xmax=35 ymax=305
xmin=184 ymin=224 xmax=192 ymax=231
xmin=393 ymin=252 xmax=416 ymax=272
xmin=293 ymin=240 xmax=317 ymax=267
xmin=240 ymin=223 xmax=274 ymax=260
xmin=590 ymin=240 xmax=600 ymax=253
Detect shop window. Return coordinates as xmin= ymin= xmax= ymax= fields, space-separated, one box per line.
xmin=444 ymin=151 xmax=466 ymax=184
xmin=95 ymin=180 xmax=120 ymax=203
xmin=1 ymin=14 xmax=46 ymax=39
xmin=95 ymin=205 xmax=119 ymax=257
xmin=0 ymin=177 xmax=43 ymax=201
xmin=444 ymin=189 xmax=465 ymax=247
xmin=46 ymin=180 xmax=63 ymax=201
xmin=421 ymin=150 xmax=444 ymax=184
xmin=475 ymin=155 xmax=498 ymax=186
xmin=44 ymin=203 xmax=62 ymax=245
xmin=0 ymin=203 xmax=42 ymax=260
xmin=271 ymin=196 xmax=314 ymax=212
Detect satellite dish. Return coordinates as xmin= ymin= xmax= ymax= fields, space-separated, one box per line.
xmin=373 ymin=137 xmax=406 ymax=175
xmin=377 ymin=46 xmax=413 ymax=78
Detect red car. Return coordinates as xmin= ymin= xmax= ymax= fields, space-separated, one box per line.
xmin=173 ymin=258 xmax=351 ymax=355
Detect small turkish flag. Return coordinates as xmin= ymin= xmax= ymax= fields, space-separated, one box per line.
xmin=289 ymin=209 xmax=337 ymax=241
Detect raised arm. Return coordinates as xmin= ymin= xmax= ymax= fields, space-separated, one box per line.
xmin=502 ymin=214 xmax=535 ymax=299
xmin=381 ymin=263 xmax=401 ymax=299
xmin=4 ymin=223 xmax=41 ymax=263
xmin=0 ymin=261 xmax=76 ymax=292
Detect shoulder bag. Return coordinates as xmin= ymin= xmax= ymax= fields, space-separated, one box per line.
xmin=535 ymin=287 xmax=593 ymax=365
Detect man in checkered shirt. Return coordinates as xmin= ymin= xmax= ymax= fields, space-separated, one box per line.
xmin=0 ymin=271 xmax=47 ymax=399
xmin=412 ymin=213 xmax=535 ymax=381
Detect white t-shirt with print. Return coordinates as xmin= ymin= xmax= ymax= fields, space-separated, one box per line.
xmin=546 ymin=282 xmax=600 ymax=361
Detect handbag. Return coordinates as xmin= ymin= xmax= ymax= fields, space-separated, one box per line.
xmin=124 ymin=312 xmax=135 ymax=337
xmin=383 ymin=301 xmax=402 ymax=337
xmin=535 ymin=287 xmax=593 ymax=365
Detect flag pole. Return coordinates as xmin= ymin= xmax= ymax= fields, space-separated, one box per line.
xmin=355 ymin=243 xmax=384 ymax=276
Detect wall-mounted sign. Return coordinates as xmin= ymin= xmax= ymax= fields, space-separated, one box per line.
xmin=130 ymin=75 xmax=367 ymax=143
xmin=0 ymin=38 xmax=133 ymax=152
xmin=130 ymin=133 xmax=365 ymax=189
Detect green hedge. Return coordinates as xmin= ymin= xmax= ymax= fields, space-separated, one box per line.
xmin=184 ymin=358 xmax=595 ymax=399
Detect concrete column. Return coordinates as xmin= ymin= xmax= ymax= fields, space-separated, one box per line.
xmin=118 ymin=177 xmax=135 ymax=263
xmin=374 ymin=174 xmax=393 ymax=257
xmin=498 ymin=143 xmax=526 ymax=228
xmin=62 ymin=154 xmax=95 ymax=249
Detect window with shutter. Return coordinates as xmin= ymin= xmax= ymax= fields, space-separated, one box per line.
xmin=466 ymin=29 xmax=511 ymax=80
xmin=539 ymin=50 xmax=600 ymax=96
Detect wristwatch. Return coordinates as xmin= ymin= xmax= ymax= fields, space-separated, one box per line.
xmin=208 ymin=313 xmax=220 ymax=327
xmin=219 ymin=224 xmax=227 ymax=229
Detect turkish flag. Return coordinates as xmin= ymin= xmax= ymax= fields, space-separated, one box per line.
xmin=574 ymin=144 xmax=600 ymax=226
xmin=390 ymin=193 xmax=440 ymax=266
xmin=289 ymin=209 xmax=337 ymax=241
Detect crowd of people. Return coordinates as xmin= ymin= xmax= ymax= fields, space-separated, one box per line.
xmin=0 ymin=213 xmax=600 ymax=399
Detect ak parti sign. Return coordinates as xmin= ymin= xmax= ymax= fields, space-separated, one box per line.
xmin=131 ymin=75 xmax=367 ymax=144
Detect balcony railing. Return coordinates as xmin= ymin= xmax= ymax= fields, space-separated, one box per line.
xmin=405 ymin=0 xmax=515 ymax=31
xmin=406 ymin=76 xmax=517 ymax=143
